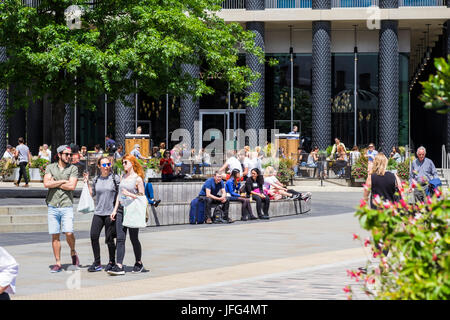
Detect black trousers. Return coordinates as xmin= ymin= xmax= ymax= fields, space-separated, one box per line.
xmin=0 ymin=292 xmax=10 ymax=300
xmin=17 ymin=161 xmax=29 ymax=184
xmin=116 ymin=206 xmax=142 ymax=265
xmin=251 ymin=194 xmax=270 ymax=217
xmin=229 ymin=197 xmax=254 ymax=219
xmin=200 ymin=197 xmax=230 ymax=220
xmin=90 ymin=215 xmax=116 ymax=265
xmin=162 ymin=173 xmax=174 ymax=182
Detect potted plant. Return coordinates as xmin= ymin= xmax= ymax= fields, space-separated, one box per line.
xmin=386 ymin=158 xmax=398 ymax=174
xmin=145 ymin=158 xmax=161 ymax=178
xmin=277 ymin=158 xmax=295 ymax=185
xmin=397 ymin=159 xmax=410 ymax=182
xmin=0 ymin=159 xmax=17 ymax=181
xmin=29 ymin=157 xmax=49 ymax=181
xmin=351 ymin=155 xmax=369 ymax=183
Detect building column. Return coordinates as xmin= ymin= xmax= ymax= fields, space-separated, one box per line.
xmin=115 ymin=94 xmax=135 ymax=150
xmin=378 ymin=13 xmax=399 ymax=154
xmin=0 ymin=47 xmax=6 ymax=156
xmin=311 ymin=0 xmax=331 ymax=150
xmin=180 ymin=64 xmax=200 ymax=148
xmin=245 ymin=0 xmax=265 ymax=145
xmin=27 ymin=99 xmax=43 ymax=155
xmin=64 ymin=104 xmax=72 ymax=145
xmin=445 ymin=19 xmax=450 ymax=153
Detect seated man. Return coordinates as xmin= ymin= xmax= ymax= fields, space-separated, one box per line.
xmin=198 ymin=171 xmax=232 ymax=224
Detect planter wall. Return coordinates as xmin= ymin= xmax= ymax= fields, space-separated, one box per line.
xmin=29 ymin=168 xmax=43 ymax=181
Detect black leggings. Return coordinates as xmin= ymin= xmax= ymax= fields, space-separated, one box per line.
xmin=17 ymin=161 xmax=29 ymax=184
xmin=90 ymin=215 xmax=116 ymax=265
xmin=116 ymin=206 xmax=142 ymax=265
xmin=251 ymin=194 xmax=270 ymax=217
xmin=229 ymin=197 xmax=254 ymax=219
xmin=0 ymin=292 xmax=10 ymax=300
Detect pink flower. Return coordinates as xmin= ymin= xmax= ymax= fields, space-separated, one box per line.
xmin=435 ymin=189 xmax=442 ymax=198
xmin=399 ymin=199 xmax=408 ymax=209
xmin=343 ymin=286 xmax=351 ymax=293
xmin=360 ymin=199 xmax=367 ymax=208
xmin=373 ymin=251 xmax=380 ymax=258
xmin=383 ymin=201 xmax=392 ymax=209
xmin=375 ymin=267 xmax=381 ymax=275
xmin=411 ymin=180 xmax=417 ymax=189
xmin=432 ymin=254 xmax=438 ymax=262
xmin=353 ymin=233 xmax=359 ymax=240
xmin=364 ymin=238 xmax=371 ymax=247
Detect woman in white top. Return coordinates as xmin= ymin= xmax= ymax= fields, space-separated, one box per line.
xmin=38 ymin=145 xmax=51 ymax=161
xmin=263 ymin=166 xmax=299 ymax=199
xmin=349 ymin=146 xmax=361 ymax=165
xmin=246 ymin=152 xmax=262 ymax=178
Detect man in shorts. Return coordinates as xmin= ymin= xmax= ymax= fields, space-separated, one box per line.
xmin=43 ymin=145 xmax=79 ymax=273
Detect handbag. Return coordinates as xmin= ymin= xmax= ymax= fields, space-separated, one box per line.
xmin=123 ymin=195 xmax=148 ymax=228
xmin=77 ymin=183 xmax=95 ymax=214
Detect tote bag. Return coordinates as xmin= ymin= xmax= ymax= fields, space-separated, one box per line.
xmin=123 ymin=195 xmax=148 ymax=228
xmin=77 ymin=183 xmax=95 ymax=214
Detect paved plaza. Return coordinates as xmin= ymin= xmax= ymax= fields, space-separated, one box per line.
xmin=0 ymin=186 xmax=375 ymax=300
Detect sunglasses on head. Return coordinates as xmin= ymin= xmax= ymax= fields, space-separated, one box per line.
xmin=101 ymin=163 xmax=111 ymax=168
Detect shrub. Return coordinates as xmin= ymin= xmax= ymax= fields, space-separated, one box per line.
xmin=397 ymin=158 xmax=410 ymax=181
xmin=346 ymin=184 xmax=449 ymax=300
xmin=351 ymin=155 xmax=369 ymax=180
xmin=277 ymin=158 xmax=295 ymax=185
xmin=387 ymin=158 xmax=398 ymax=171
xmin=326 ymin=145 xmax=333 ymax=156
xmin=0 ymin=159 xmax=16 ymax=180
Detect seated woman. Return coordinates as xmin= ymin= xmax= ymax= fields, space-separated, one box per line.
xmin=263 ymin=166 xmax=299 ymax=200
xmin=307 ymin=147 xmax=326 ymax=178
xmin=333 ymin=145 xmax=348 ymax=178
xmin=245 ymin=168 xmax=270 ymax=220
xmin=144 ymin=179 xmax=161 ymax=208
xmin=225 ymin=169 xmax=256 ymax=221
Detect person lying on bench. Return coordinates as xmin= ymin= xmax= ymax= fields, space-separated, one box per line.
xmin=198 ymin=171 xmax=232 ymax=224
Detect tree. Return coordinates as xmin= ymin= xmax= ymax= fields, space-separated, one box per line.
xmin=0 ymin=0 xmax=268 ymax=149
xmin=420 ymin=56 xmax=450 ymax=114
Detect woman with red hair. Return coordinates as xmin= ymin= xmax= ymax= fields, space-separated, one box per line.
xmin=108 ymin=154 xmax=146 ymax=275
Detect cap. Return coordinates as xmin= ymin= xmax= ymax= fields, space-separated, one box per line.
xmin=57 ymin=145 xmax=70 ymax=153
xmin=6 ymin=144 xmax=12 ymax=149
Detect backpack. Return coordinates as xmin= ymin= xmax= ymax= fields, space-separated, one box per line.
xmin=212 ymin=204 xmax=225 ymax=223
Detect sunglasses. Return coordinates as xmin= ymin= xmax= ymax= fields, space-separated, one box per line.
xmin=123 ymin=160 xmax=130 ymax=165
xmin=61 ymin=153 xmax=72 ymax=156
xmin=101 ymin=163 xmax=111 ymax=168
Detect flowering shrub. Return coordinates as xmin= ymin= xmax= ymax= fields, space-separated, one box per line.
xmin=397 ymin=158 xmax=410 ymax=181
xmin=277 ymin=158 xmax=295 ymax=185
xmin=351 ymin=155 xmax=369 ymax=180
xmin=346 ymin=183 xmax=449 ymax=300
xmin=0 ymin=158 xmax=16 ymax=180
xmin=30 ymin=158 xmax=49 ymax=177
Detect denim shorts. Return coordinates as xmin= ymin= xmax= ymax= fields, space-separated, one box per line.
xmin=48 ymin=206 xmax=74 ymax=234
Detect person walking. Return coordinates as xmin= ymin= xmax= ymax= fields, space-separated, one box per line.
xmin=0 ymin=247 xmax=18 ymax=301
xmin=83 ymin=157 xmax=121 ymax=272
xmin=225 ymin=169 xmax=256 ymax=221
xmin=108 ymin=154 xmax=146 ymax=275
xmin=14 ymin=137 xmax=32 ymax=187
xmin=409 ymin=146 xmax=439 ymax=202
xmin=43 ymin=145 xmax=79 ymax=273
xmin=245 ymin=168 xmax=270 ymax=219
xmin=363 ymin=153 xmax=403 ymax=209
xmin=198 ymin=171 xmax=232 ymax=224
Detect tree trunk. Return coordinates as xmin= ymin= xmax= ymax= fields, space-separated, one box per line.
xmin=51 ymin=100 xmax=66 ymax=161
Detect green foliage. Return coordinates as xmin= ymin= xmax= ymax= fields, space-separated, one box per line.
xmin=397 ymin=158 xmax=410 ymax=181
xmin=351 ymin=155 xmax=369 ymax=180
xmin=146 ymin=158 xmax=161 ymax=172
xmin=420 ymin=56 xmax=450 ymax=114
xmin=326 ymin=145 xmax=333 ymax=156
xmin=0 ymin=0 xmax=269 ymax=116
xmin=277 ymin=158 xmax=295 ymax=185
xmin=113 ymin=158 xmax=123 ymax=174
xmin=386 ymin=158 xmax=398 ymax=171
xmin=0 ymin=158 xmax=16 ymax=179
xmin=350 ymin=185 xmax=449 ymax=300
xmin=30 ymin=157 xmax=50 ymax=177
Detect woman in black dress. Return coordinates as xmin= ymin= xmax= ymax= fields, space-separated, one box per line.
xmin=245 ymin=168 xmax=270 ymax=219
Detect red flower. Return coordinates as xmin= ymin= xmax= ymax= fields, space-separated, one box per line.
xmin=426 ymin=196 xmax=432 ymax=205
xmin=373 ymin=251 xmax=380 ymax=258
xmin=343 ymin=286 xmax=351 ymax=293
xmin=399 ymin=199 xmax=408 ymax=209
xmin=432 ymin=254 xmax=438 ymax=261
xmin=359 ymin=199 xmax=367 ymax=208
xmin=435 ymin=189 xmax=442 ymax=198
xmin=353 ymin=233 xmax=359 ymax=240
xmin=364 ymin=238 xmax=371 ymax=247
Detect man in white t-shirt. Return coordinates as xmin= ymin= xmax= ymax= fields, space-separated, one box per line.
xmin=2 ymin=145 xmax=14 ymax=160
xmin=220 ymin=150 xmax=243 ymax=177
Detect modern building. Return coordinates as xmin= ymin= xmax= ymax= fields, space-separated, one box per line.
xmin=1 ymin=0 xmax=450 ymax=165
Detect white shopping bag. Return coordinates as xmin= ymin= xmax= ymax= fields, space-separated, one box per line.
xmin=123 ymin=195 xmax=148 ymax=228
xmin=77 ymin=183 xmax=95 ymax=214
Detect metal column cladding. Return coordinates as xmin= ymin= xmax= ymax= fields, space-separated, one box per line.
xmin=0 ymin=47 xmax=6 ymax=156
xmin=379 ymin=0 xmax=398 ymax=8
xmin=245 ymin=21 xmax=265 ymax=142
xmin=379 ymin=20 xmax=399 ymax=154
xmin=446 ymin=20 xmax=450 ymax=152
xmin=312 ymin=0 xmax=331 ymax=9
xmin=312 ymin=21 xmax=331 ymax=150
xmin=180 ymin=63 xmax=200 ymax=145
xmin=115 ymin=94 xmax=135 ymax=148
xmin=246 ymin=0 xmax=264 ymax=10
xmin=64 ymin=103 xmax=71 ymax=145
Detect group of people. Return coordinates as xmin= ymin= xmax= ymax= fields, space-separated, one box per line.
xmin=43 ymin=144 xmax=161 ymax=276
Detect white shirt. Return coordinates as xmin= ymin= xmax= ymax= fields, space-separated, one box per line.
xmin=202 ymin=153 xmax=211 ymax=165
xmin=2 ymin=151 xmax=13 ymax=159
xmin=246 ymin=158 xmax=262 ymax=177
xmin=0 ymin=247 xmax=18 ymax=295
xmin=39 ymin=151 xmax=51 ymax=161
xmin=226 ymin=157 xmax=242 ymax=175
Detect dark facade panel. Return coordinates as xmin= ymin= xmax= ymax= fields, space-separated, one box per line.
xmin=180 ymin=64 xmax=200 ymax=146
xmin=312 ymin=0 xmax=331 ymax=9
xmin=379 ymin=0 xmax=398 ymax=8
xmin=115 ymin=94 xmax=135 ymax=148
xmin=0 ymin=47 xmax=6 ymax=156
xmin=246 ymin=0 xmax=265 ymax=10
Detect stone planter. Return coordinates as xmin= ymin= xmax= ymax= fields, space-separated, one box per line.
xmin=29 ymin=168 xmax=43 ymax=182
xmin=2 ymin=168 xmax=19 ymax=182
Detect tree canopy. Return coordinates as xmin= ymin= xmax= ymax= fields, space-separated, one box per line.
xmin=420 ymin=56 xmax=450 ymax=114
xmin=0 ymin=0 xmax=268 ymax=114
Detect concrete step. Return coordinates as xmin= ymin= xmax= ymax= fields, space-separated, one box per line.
xmin=0 ymin=220 xmax=91 ymax=233
xmin=0 ymin=213 xmax=91 ymax=224
xmin=0 ymin=205 xmax=80 ymax=216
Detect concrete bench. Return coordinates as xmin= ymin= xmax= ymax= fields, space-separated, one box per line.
xmin=146 ymin=197 xmax=311 ymax=227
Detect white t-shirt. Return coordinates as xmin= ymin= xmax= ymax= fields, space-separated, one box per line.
xmin=264 ymin=175 xmax=278 ymax=189
xmin=226 ymin=157 xmax=242 ymax=175
xmin=246 ymin=158 xmax=262 ymax=177
xmin=2 ymin=151 xmax=13 ymax=159
xmin=39 ymin=151 xmax=51 ymax=161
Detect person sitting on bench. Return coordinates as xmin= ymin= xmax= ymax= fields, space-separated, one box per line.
xmin=198 ymin=171 xmax=232 ymax=224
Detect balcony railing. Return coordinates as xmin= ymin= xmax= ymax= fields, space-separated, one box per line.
xmin=221 ymin=0 xmax=446 ymax=8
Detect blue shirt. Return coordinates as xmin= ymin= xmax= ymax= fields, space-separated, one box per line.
xmin=410 ymin=157 xmax=438 ymax=185
xmin=287 ymin=131 xmax=299 ymax=140
xmin=367 ymin=150 xmax=378 ymax=162
xmin=106 ymin=139 xmax=116 ymax=150
xmin=131 ymin=148 xmax=142 ymax=159
xmin=199 ymin=178 xmax=224 ymax=197
xmin=225 ymin=178 xmax=241 ymax=198
xmin=144 ymin=182 xmax=155 ymax=204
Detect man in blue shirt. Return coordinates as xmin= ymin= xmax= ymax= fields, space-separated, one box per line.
xmin=199 ymin=171 xmax=231 ymax=224
xmin=409 ymin=146 xmax=439 ymax=202
xmin=287 ymin=125 xmax=300 ymax=140
xmin=105 ymin=135 xmax=117 ymax=153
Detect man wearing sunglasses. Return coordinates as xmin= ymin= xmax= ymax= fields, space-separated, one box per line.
xmin=43 ymin=145 xmax=80 ymax=273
